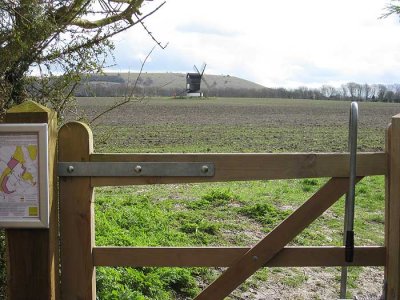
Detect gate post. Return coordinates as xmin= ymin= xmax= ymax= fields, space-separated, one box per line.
xmin=386 ymin=114 xmax=400 ymax=299
xmin=58 ymin=122 xmax=95 ymax=299
xmin=5 ymin=101 xmax=58 ymax=299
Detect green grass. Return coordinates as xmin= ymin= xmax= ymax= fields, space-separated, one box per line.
xmin=94 ymin=177 xmax=385 ymax=298
xmin=238 ymin=202 xmax=291 ymax=229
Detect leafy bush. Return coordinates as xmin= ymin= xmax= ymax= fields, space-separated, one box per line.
xmin=201 ymin=189 xmax=234 ymax=205
xmin=96 ymin=267 xmax=199 ymax=299
xmin=239 ymin=202 xmax=290 ymax=230
xmin=188 ymin=189 xmax=235 ymax=209
xmin=180 ymin=221 xmax=220 ymax=235
xmin=301 ymin=178 xmax=319 ymax=192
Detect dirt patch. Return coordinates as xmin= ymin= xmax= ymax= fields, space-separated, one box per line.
xmin=231 ymin=267 xmax=384 ymax=300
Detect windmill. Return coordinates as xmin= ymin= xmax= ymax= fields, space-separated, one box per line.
xmin=186 ymin=63 xmax=210 ymax=97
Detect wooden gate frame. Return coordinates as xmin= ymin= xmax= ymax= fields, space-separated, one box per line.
xmin=57 ymin=114 xmax=400 ymax=299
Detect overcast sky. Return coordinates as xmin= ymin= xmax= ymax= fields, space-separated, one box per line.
xmin=108 ymin=0 xmax=400 ymax=88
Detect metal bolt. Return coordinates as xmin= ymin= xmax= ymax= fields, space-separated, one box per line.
xmin=134 ymin=165 xmax=142 ymax=173
xmin=201 ymin=165 xmax=209 ymax=173
xmin=252 ymin=256 xmax=259 ymax=261
xmin=67 ymin=165 xmax=74 ymax=173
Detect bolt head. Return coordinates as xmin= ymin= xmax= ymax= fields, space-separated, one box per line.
xmin=67 ymin=165 xmax=74 ymax=173
xmin=201 ymin=165 xmax=209 ymax=173
xmin=134 ymin=165 xmax=142 ymax=173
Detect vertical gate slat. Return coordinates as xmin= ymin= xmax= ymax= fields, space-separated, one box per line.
xmin=385 ymin=124 xmax=391 ymax=298
xmin=386 ymin=115 xmax=400 ymax=299
xmin=59 ymin=122 xmax=95 ymax=299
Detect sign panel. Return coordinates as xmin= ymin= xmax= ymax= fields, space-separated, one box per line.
xmin=0 ymin=124 xmax=49 ymax=228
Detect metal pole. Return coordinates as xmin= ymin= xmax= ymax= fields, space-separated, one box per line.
xmin=340 ymin=101 xmax=358 ymax=298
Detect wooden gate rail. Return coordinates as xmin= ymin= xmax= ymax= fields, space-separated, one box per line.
xmin=92 ymin=246 xmax=385 ymax=267
xmin=89 ymin=152 xmax=386 ymax=186
xmin=58 ymin=121 xmax=392 ymax=299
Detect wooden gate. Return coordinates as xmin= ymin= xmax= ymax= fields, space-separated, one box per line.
xmin=56 ymin=116 xmax=400 ymax=300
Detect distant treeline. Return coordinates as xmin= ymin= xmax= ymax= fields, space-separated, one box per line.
xmin=81 ymin=74 xmax=125 ymax=83
xmin=75 ymin=81 xmax=400 ymax=103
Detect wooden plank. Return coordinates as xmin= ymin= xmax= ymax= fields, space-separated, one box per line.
xmin=92 ymin=246 xmax=385 ymax=267
xmin=385 ymin=124 xmax=391 ymax=298
xmin=59 ymin=122 xmax=95 ymax=300
xmin=89 ymin=152 xmax=385 ymax=186
xmin=195 ymin=177 xmax=360 ymax=300
xmin=5 ymin=101 xmax=59 ymax=300
xmin=387 ymin=114 xmax=400 ymax=299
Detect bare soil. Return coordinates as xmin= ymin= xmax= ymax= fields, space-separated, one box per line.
xmin=74 ymin=97 xmax=400 ymax=153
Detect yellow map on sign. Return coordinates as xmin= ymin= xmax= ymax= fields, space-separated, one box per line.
xmin=0 ymin=133 xmax=40 ymax=219
xmin=0 ymin=145 xmax=37 ymax=195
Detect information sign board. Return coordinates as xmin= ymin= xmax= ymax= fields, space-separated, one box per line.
xmin=0 ymin=124 xmax=49 ymax=228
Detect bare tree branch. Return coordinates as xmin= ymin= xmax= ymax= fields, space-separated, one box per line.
xmin=381 ymin=1 xmax=400 ymax=18
xmin=71 ymin=1 xmax=142 ymax=28
xmin=135 ymin=12 xmax=168 ymax=49
xmin=89 ymin=44 xmax=156 ymax=124
xmin=40 ymin=1 xmax=166 ymax=62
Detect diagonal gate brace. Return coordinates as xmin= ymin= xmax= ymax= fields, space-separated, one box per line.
xmin=194 ymin=177 xmax=362 ymax=300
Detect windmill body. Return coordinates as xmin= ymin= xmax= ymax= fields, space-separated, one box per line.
xmin=186 ymin=63 xmax=209 ymax=97
xmin=186 ymin=73 xmax=203 ymax=97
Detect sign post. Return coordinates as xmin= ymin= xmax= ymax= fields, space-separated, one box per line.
xmin=0 ymin=123 xmax=49 ymax=228
xmin=3 ymin=101 xmax=58 ymax=299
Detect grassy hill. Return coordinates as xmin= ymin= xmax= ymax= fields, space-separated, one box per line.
xmin=115 ymin=72 xmax=265 ymax=90
xmin=77 ymin=72 xmax=266 ymax=97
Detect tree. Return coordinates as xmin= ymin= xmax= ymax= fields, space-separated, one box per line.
xmin=320 ymin=85 xmax=335 ymax=99
xmin=340 ymin=84 xmax=349 ymax=100
xmin=376 ymin=84 xmax=387 ymax=102
xmin=362 ymin=83 xmax=373 ymax=101
xmin=383 ymin=0 xmax=400 ymax=18
xmin=0 ymin=0 xmax=166 ymax=115
xmin=385 ymin=90 xmax=395 ymax=102
xmin=346 ymin=82 xmax=360 ymax=100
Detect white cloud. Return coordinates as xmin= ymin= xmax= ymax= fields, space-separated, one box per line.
xmin=109 ymin=0 xmax=400 ymax=88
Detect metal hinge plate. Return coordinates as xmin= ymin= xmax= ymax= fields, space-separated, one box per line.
xmin=57 ymin=162 xmax=215 ymax=177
